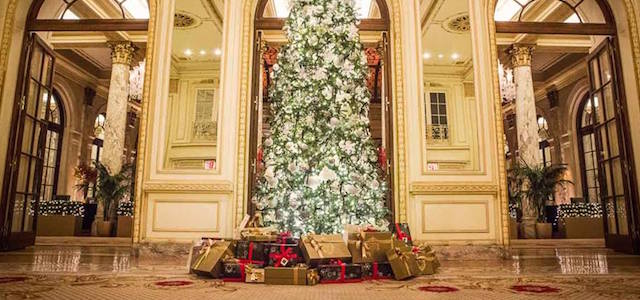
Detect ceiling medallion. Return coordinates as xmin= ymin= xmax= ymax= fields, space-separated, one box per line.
xmin=174 ymin=11 xmax=200 ymax=29
xmin=443 ymin=13 xmax=471 ymax=34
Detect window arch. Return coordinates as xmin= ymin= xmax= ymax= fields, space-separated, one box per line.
xmin=577 ymin=94 xmax=601 ymax=203
xmin=40 ymin=91 xmax=65 ymax=202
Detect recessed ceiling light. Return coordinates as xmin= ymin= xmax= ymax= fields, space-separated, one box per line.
xmin=451 ymin=53 xmax=460 ymax=60
xmin=199 ymin=50 xmax=207 ymax=55
xmin=214 ymin=48 xmax=222 ymax=56
xmin=423 ymin=52 xmax=432 ymax=59
xmin=437 ymin=54 xmax=444 ymax=59
xmin=184 ymin=49 xmax=193 ymax=56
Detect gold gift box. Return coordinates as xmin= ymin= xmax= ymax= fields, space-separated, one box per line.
xmin=386 ymin=248 xmax=420 ymax=280
xmin=265 ymin=266 xmax=308 ymax=285
xmin=301 ymin=234 xmax=352 ymax=265
xmin=190 ymin=240 xmax=235 ymax=278
xmin=245 ymin=265 xmax=265 ymax=283
xmin=348 ymin=232 xmax=393 ymax=263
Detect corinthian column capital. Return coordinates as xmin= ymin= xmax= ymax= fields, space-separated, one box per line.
xmin=108 ymin=41 xmax=136 ymax=66
xmin=509 ymin=44 xmax=535 ymax=68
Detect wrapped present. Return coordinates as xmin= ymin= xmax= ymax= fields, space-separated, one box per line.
xmin=386 ymin=248 xmax=420 ymax=280
xmin=301 ymin=234 xmax=351 ymax=266
xmin=412 ymin=243 xmax=439 ymax=275
xmin=245 ymin=265 xmax=265 ymax=283
xmin=235 ymin=241 xmax=266 ymax=266
xmin=222 ymin=258 xmax=260 ymax=282
xmin=318 ymin=260 xmax=363 ymax=283
xmin=265 ymin=265 xmax=308 ymax=285
xmin=348 ymin=231 xmax=394 ymax=263
xmin=390 ymin=223 xmax=413 ymax=246
xmin=265 ymin=243 xmax=303 ymax=267
xmin=362 ymin=262 xmax=394 ymax=280
xmin=306 ymin=269 xmax=320 ymax=286
xmin=189 ymin=239 xmax=235 ymax=278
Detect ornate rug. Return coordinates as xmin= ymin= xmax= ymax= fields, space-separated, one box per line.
xmin=1 ymin=274 xmax=639 ymax=299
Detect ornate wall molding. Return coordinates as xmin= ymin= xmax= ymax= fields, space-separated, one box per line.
xmin=410 ymin=183 xmax=499 ymax=195
xmin=143 ymin=181 xmax=234 ymax=193
xmin=0 ymin=0 xmax=18 ymax=120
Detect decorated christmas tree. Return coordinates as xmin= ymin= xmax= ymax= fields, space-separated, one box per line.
xmin=253 ymin=0 xmax=389 ymax=235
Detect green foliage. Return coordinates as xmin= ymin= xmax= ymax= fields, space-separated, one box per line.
xmin=509 ymin=162 xmax=572 ymax=223
xmin=95 ymin=162 xmax=132 ymax=221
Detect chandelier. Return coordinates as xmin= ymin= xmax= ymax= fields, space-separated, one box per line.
xmin=129 ymin=59 xmax=146 ymax=101
xmin=498 ymin=60 xmax=516 ymax=104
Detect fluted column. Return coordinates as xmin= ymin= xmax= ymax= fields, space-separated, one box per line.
xmin=510 ymin=45 xmax=542 ymax=238
xmin=102 ymin=42 xmax=135 ymax=174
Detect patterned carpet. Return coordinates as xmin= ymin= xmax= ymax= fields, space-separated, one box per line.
xmin=1 ymin=274 xmax=640 ymax=299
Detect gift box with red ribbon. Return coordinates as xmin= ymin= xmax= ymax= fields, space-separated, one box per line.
xmin=361 ymin=262 xmax=394 ymax=280
xmin=390 ymin=223 xmax=413 ymax=246
xmin=265 ymin=243 xmax=303 ymax=267
xmin=235 ymin=241 xmax=266 ymax=267
xmin=318 ymin=260 xmax=363 ymax=284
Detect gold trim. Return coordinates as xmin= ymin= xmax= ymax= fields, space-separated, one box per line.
xmin=152 ymin=199 xmax=221 ymax=232
xmin=133 ymin=0 xmax=158 ymax=243
xmin=421 ymin=201 xmax=490 ymax=234
xmin=0 ymin=0 xmax=17 ymax=109
xmin=410 ymin=183 xmax=499 ymax=195
xmin=143 ymin=182 xmax=234 ymax=193
xmin=509 ymin=44 xmax=534 ymax=68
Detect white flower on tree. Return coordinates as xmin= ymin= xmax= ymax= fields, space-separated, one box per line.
xmin=253 ymin=0 xmax=389 ymax=235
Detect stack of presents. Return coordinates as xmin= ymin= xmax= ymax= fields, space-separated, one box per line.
xmin=188 ymin=217 xmax=439 ymax=285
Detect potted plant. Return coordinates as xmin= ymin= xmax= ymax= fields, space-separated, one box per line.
xmin=94 ymin=162 xmax=132 ymax=237
xmin=74 ymin=162 xmax=98 ymax=200
xmin=509 ymin=163 xmax=571 ymax=239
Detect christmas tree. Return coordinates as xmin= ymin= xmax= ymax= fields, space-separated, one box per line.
xmin=253 ymin=0 xmax=389 ymax=235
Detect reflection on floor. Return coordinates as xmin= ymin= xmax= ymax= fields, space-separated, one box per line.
xmin=0 ymin=245 xmax=639 ymax=299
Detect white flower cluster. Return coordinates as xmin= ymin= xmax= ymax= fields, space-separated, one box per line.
xmin=253 ymin=0 xmax=389 ymax=235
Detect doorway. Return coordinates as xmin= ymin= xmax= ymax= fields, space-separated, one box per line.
xmin=0 ymin=0 xmax=150 ymax=250
xmin=495 ymin=0 xmax=639 ymax=253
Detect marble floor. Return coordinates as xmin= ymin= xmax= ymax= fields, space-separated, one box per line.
xmin=0 ymin=245 xmax=639 ymax=299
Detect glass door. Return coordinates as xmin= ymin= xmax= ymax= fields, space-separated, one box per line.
xmin=588 ymin=37 xmax=638 ymax=253
xmin=0 ymin=34 xmax=55 ymax=250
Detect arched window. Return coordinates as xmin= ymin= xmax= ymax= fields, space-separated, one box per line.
xmin=40 ymin=91 xmax=65 ymax=201
xmin=494 ymin=0 xmax=610 ymax=24
xmin=537 ymin=115 xmax=551 ymax=167
xmin=577 ymin=95 xmax=600 ymax=203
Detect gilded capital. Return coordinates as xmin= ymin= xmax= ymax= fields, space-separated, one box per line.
xmin=108 ymin=41 xmax=136 ymax=66
xmin=509 ymin=45 xmax=535 ymax=67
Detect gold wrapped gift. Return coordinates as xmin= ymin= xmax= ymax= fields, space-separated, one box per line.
xmin=348 ymin=231 xmax=393 ymax=263
xmin=386 ymin=248 xmax=420 ymax=280
xmin=190 ymin=239 xmax=235 ymax=278
xmin=245 ymin=265 xmax=265 ymax=283
xmin=301 ymin=234 xmax=352 ymax=265
xmin=416 ymin=256 xmax=438 ymax=275
xmin=411 ymin=243 xmax=440 ymax=271
xmin=238 ymin=213 xmax=279 ymax=242
xmin=265 ymin=265 xmax=308 ymax=285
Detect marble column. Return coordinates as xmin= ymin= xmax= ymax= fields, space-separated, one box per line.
xmin=102 ymin=42 xmax=135 ymax=174
xmin=509 ymin=44 xmax=542 ymax=239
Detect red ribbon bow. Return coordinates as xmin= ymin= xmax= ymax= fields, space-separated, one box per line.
xmin=378 ymin=147 xmax=387 ymax=170
xmin=269 ymin=244 xmax=298 ymax=267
